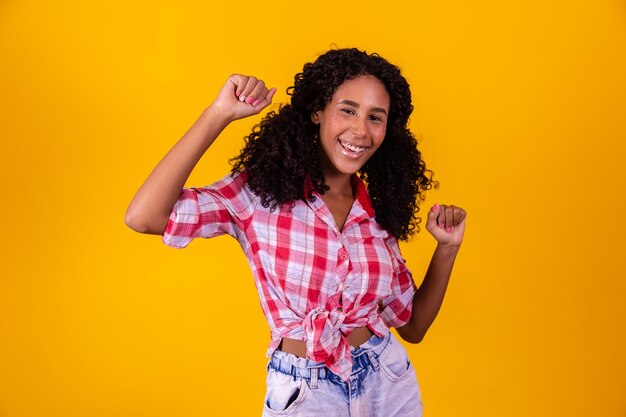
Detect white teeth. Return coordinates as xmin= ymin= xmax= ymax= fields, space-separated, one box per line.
xmin=340 ymin=139 xmax=367 ymax=153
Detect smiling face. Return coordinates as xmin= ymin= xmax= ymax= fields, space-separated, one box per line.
xmin=312 ymin=75 xmax=390 ymax=180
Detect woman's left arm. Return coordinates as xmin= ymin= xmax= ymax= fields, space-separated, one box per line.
xmin=396 ymin=204 xmax=467 ymax=343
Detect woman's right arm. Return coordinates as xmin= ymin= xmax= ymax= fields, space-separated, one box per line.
xmin=124 ymin=74 xmax=276 ymax=235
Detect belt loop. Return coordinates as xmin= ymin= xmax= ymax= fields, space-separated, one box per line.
xmin=310 ymin=367 xmax=319 ymax=389
xmin=366 ymin=351 xmax=379 ymax=371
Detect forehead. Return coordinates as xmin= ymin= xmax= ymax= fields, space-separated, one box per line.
xmin=331 ymin=75 xmax=390 ymax=109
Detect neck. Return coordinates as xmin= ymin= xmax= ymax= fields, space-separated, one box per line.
xmin=318 ymin=150 xmax=354 ymax=197
xmin=323 ymin=171 xmax=353 ymax=197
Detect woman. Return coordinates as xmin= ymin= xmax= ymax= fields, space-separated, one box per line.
xmin=126 ymin=48 xmax=466 ymax=416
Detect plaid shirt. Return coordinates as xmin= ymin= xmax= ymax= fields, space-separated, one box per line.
xmin=163 ymin=171 xmax=417 ymax=381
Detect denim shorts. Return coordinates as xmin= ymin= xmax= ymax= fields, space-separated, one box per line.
xmin=262 ymin=331 xmax=423 ymax=416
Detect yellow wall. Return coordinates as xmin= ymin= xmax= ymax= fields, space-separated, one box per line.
xmin=1 ymin=1 xmax=625 ymax=416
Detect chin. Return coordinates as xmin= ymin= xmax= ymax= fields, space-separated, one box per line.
xmin=331 ymin=159 xmax=368 ymax=176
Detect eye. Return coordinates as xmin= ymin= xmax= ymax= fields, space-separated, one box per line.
xmin=369 ymin=114 xmax=384 ymax=122
xmin=340 ymin=108 xmax=356 ymax=115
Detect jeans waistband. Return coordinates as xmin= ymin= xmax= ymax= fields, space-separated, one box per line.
xmin=267 ymin=331 xmax=391 ymax=383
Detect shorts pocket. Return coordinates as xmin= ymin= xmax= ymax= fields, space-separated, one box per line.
xmin=263 ymin=369 xmax=308 ymax=415
xmin=378 ymin=334 xmax=413 ymax=382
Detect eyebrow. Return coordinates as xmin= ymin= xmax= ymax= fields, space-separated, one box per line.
xmin=338 ymin=100 xmax=388 ymax=115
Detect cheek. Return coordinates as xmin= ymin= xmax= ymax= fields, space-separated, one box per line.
xmin=321 ymin=123 xmax=344 ymax=143
xmin=373 ymin=127 xmax=387 ymax=143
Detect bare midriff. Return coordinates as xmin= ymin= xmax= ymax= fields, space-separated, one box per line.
xmin=278 ymin=326 xmax=373 ymax=358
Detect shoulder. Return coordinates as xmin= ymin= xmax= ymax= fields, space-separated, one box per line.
xmin=192 ymin=171 xmax=258 ymax=217
xmin=205 ymin=170 xmax=249 ymax=196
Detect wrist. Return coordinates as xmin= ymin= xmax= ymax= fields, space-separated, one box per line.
xmin=203 ymin=104 xmax=235 ymax=126
xmin=435 ymin=243 xmax=461 ymax=257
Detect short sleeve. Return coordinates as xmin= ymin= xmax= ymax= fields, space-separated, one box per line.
xmin=162 ymin=172 xmax=253 ymax=248
xmin=379 ymin=237 xmax=418 ymax=328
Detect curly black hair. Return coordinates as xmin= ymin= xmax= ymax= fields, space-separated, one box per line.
xmin=230 ymin=48 xmax=436 ymax=241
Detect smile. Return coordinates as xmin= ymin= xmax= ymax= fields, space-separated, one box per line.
xmin=339 ymin=139 xmax=368 ymax=154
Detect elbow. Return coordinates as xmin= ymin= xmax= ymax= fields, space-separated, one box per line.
xmin=397 ymin=324 xmax=425 ymax=344
xmin=124 ymin=209 xmax=147 ymax=233
xmin=124 ymin=208 xmax=164 ymax=235
xmin=405 ymin=333 xmax=424 ymax=344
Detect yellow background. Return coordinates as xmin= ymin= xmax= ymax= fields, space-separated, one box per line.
xmin=1 ymin=0 xmax=625 ymax=416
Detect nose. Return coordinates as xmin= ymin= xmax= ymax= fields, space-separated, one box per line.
xmin=351 ymin=117 xmax=367 ymax=138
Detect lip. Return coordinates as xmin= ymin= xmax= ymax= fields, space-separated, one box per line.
xmin=338 ymin=138 xmax=369 ymax=159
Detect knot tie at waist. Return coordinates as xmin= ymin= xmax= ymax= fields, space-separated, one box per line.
xmin=301 ymin=307 xmax=377 ymax=380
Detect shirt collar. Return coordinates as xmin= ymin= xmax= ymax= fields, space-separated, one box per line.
xmin=350 ymin=175 xmax=375 ymax=218
xmin=241 ymin=171 xmax=375 ymax=219
xmin=303 ymin=174 xmax=375 ymax=219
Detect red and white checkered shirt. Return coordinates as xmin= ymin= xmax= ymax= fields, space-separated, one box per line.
xmin=163 ymin=171 xmax=417 ymax=381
